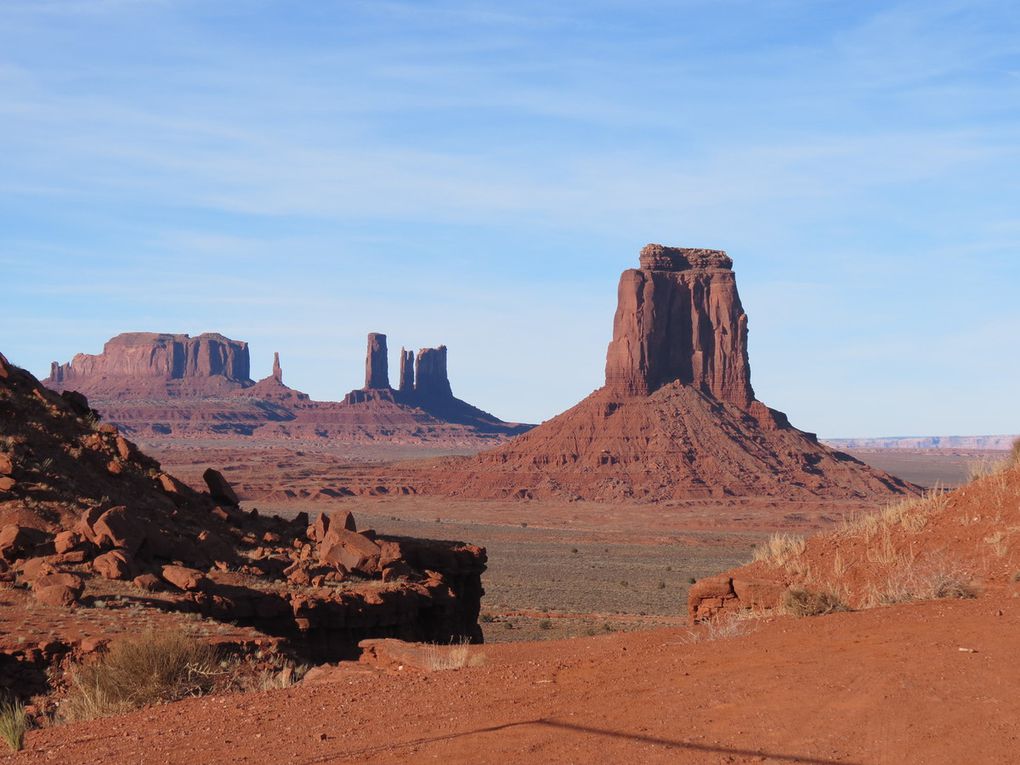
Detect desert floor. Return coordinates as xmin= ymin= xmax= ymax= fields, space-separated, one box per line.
xmin=12 ymin=595 xmax=1019 ymax=764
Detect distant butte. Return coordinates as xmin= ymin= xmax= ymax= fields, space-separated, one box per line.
xmin=411 ymin=243 xmax=918 ymax=502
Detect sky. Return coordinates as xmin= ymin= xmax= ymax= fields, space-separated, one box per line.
xmin=1 ymin=0 xmax=1018 ymax=438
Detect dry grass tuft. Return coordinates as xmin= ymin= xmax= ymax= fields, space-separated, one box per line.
xmin=421 ymin=638 xmax=483 ymax=672
xmin=781 ymin=588 xmax=850 ymax=618
xmin=61 ymin=630 xmax=220 ymax=722
xmin=1012 ymin=438 xmax=1020 ymax=467
xmin=0 ymin=699 xmax=28 ymax=752
xmin=864 ymin=559 xmax=978 ymax=608
xmin=752 ymin=534 xmax=806 ymax=569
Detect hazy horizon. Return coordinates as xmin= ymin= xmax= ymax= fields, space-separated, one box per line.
xmin=3 ymin=1 xmax=1018 ymax=438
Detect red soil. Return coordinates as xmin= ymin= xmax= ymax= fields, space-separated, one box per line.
xmin=11 ymin=596 xmax=1020 ymax=764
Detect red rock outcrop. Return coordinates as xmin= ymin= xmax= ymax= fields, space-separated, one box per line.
xmin=0 ymin=353 xmax=489 ymax=694
xmin=272 ymin=352 xmax=283 ymax=383
xmin=411 ymin=244 xmax=917 ymax=502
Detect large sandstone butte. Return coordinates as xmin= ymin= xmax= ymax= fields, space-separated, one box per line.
xmin=417 ymin=244 xmax=916 ymax=501
xmin=45 ymin=332 xmax=529 ymax=445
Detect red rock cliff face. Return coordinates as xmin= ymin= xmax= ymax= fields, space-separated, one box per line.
xmin=604 ymin=245 xmax=754 ymax=408
xmin=415 ymin=346 xmax=453 ymax=401
xmin=49 ymin=333 xmax=251 ymax=388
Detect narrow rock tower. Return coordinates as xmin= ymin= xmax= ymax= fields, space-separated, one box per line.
xmin=364 ymin=333 xmax=389 ymax=390
xmin=399 ymin=348 xmax=415 ymax=393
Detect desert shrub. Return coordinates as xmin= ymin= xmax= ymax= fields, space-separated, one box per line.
xmin=538 ymin=619 xmax=553 ymax=630
xmin=61 ymin=630 xmax=219 ymax=721
xmin=479 ymin=613 xmax=494 ymax=623
xmin=781 ymin=588 xmax=849 ymax=617
xmin=1012 ymin=438 xmax=1020 ymax=466
xmin=0 ymin=699 xmax=28 ymax=752
xmin=752 ymin=533 xmax=806 ymax=568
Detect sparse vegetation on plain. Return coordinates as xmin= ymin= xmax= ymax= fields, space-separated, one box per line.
xmin=61 ymin=630 xmax=220 ymax=721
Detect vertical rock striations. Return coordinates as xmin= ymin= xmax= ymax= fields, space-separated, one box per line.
xmin=364 ymin=333 xmax=389 ymax=390
xmin=604 ymin=245 xmax=753 ymax=408
xmin=415 ymin=346 xmax=453 ymax=402
xmin=46 ymin=333 xmax=252 ymax=395
xmin=399 ymin=348 xmax=415 ymax=393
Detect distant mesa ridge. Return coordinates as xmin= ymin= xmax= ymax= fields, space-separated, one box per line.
xmin=44 ymin=331 xmax=528 ymax=442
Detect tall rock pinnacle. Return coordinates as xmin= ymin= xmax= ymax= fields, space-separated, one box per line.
xmin=399 ymin=348 xmax=415 ymax=393
xmin=272 ymin=352 xmax=283 ymax=383
xmin=364 ymin=333 xmax=389 ymax=390
xmin=604 ymin=244 xmax=754 ymax=408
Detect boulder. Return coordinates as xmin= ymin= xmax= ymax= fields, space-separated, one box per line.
xmin=319 ymin=528 xmax=382 ymax=574
xmin=0 ymin=477 xmax=15 ymax=493
xmin=308 ymin=513 xmax=330 ymax=543
xmin=34 ymin=584 xmax=80 ymax=607
xmin=161 ymin=565 xmax=207 ymax=592
xmin=53 ymin=530 xmax=83 ymax=555
xmin=75 ymin=507 xmax=104 ymax=543
xmin=0 ymin=525 xmax=48 ymax=562
xmin=92 ymin=506 xmax=145 ymax=554
xmin=18 ymin=557 xmax=56 ymax=583
xmin=93 ymin=550 xmax=134 ymax=580
xmin=0 ymin=454 xmax=12 ymax=476
xmin=132 ymin=573 xmax=164 ymax=592
xmin=32 ymin=572 xmax=84 ymax=596
xmin=203 ymin=468 xmax=240 ymax=506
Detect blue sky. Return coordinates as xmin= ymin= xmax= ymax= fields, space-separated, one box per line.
xmin=2 ymin=0 xmax=1018 ymax=437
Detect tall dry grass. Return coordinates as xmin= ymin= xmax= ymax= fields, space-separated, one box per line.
xmin=61 ymin=630 xmax=220 ymax=722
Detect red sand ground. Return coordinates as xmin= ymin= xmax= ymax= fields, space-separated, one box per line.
xmin=10 ymin=596 xmax=1019 ymax=764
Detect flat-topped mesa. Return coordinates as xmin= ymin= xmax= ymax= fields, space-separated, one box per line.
xmin=399 ymin=348 xmax=415 ymax=393
xmin=48 ymin=332 xmax=251 ymax=388
xmin=364 ymin=333 xmax=389 ymax=390
xmin=605 ymin=243 xmax=754 ymax=408
xmin=415 ymin=346 xmax=453 ymax=401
